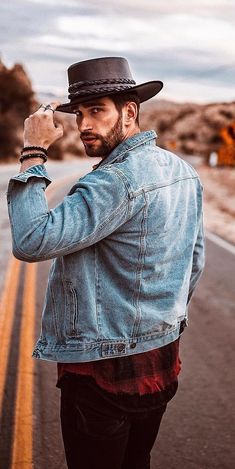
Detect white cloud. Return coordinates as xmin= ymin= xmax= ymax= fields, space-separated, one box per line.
xmin=7 ymin=6 xmax=235 ymax=66
xmin=162 ymin=77 xmax=235 ymax=103
xmin=53 ymin=13 xmax=235 ymax=58
xmin=33 ymin=33 xmax=130 ymax=52
xmin=1 ymin=0 xmax=235 ymax=102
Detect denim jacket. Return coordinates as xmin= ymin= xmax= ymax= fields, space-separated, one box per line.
xmin=7 ymin=131 xmax=205 ymax=362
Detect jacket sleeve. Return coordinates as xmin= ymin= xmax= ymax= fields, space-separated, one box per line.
xmin=187 ymin=213 xmax=205 ymax=305
xmin=7 ymin=164 xmax=130 ymax=262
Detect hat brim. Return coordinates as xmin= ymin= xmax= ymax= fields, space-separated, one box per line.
xmin=56 ymin=81 xmax=163 ymax=114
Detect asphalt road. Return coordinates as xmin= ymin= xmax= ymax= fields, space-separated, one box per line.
xmin=0 ymin=160 xmax=234 ymax=469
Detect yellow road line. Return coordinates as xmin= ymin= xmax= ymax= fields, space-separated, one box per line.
xmin=11 ymin=262 xmax=36 ymax=468
xmin=10 ymin=173 xmax=78 ymax=467
xmin=0 ymin=171 xmax=85 ymax=467
xmin=0 ymin=256 xmax=21 ymax=413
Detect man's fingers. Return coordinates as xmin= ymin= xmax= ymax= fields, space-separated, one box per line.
xmin=37 ymin=101 xmax=61 ymax=115
xmin=45 ymin=101 xmax=61 ymax=112
xmin=50 ymin=101 xmax=61 ymax=110
xmin=55 ymin=123 xmax=64 ymax=138
xmin=24 ymin=103 xmax=64 ymax=148
xmin=55 ymin=122 xmax=63 ymax=130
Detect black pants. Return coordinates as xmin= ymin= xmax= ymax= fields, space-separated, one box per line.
xmin=59 ymin=373 xmax=167 ymax=469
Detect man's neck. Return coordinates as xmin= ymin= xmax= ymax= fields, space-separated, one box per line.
xmin=123 ymin=127 xmax=141 ymax=141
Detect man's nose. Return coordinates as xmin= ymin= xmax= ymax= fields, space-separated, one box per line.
xmin=77 ymin=116 xmax=92 ymax=132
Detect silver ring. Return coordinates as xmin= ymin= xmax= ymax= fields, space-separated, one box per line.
xmin=39 ymin=104 xmax=55 ymax=113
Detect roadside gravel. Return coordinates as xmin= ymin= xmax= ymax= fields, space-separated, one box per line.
xmin=196 ymin=164 xmax=235 ymax=245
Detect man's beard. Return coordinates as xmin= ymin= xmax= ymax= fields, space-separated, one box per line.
xmin=80 ymin=114 xmax=124 ymax=158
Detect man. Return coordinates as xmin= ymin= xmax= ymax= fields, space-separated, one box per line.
xmin=7 ymin=57 xmax=205 ymax=469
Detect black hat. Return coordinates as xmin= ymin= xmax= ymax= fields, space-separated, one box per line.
xmin=56 ymin=57 xmax=163 ymax=113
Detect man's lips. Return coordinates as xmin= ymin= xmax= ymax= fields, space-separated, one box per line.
xmin=81 ymin=136 xmax=98 ymax=145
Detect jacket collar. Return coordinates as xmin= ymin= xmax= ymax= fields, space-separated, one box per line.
xmin=94 ymin=130 xmax=157 ymax=170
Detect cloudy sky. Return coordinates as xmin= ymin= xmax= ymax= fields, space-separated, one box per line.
xmin=0 ymin=0 xmax=235 ymax=103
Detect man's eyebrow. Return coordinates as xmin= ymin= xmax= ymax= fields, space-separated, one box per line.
xmin=73 ymin=101 xmax=107 ymax=111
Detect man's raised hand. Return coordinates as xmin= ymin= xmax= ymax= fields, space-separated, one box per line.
xmin=23 ymin=101 xmax=64 ymax=149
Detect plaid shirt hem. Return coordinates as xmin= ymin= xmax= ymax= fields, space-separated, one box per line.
xmin=57 ymin=338 xmax=181 ymax=399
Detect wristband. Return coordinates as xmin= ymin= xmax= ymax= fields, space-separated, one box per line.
xmin=19 ymin=153 xmax=47 ymax=163
xmin=21 ymin=145 xmax=48 ymax=156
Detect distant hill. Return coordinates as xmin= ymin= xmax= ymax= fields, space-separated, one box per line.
xmin=140 ymin=99 xmax=235 ymax=158
xmin=0 ymin=60 xmax=36 ymax=160
xmin=1 ymin=60 xmax=235 ymax=162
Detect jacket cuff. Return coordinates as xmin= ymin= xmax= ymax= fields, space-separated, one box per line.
xmin=9 ymin=164 xmax=52 ymax=187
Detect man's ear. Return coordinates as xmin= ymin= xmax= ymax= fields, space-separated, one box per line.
xmin=123 ymin=102 xmax=138 ymax=126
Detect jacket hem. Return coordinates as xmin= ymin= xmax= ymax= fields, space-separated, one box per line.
xmin=32 ymin=323 xmax=181 ymax=362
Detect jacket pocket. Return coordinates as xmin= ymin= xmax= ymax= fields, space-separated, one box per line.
xmin=65 ymin=281 xmax=80 ymax=337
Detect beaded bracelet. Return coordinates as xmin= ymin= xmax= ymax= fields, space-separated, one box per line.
xmin=19 ymin=153 xmax=47 ymax=163
xmin=21 ymin=145 xmax=48 ymax=156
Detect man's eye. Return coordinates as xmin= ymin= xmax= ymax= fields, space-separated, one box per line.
xmin=75 ymin=111 xmax=81 ymax=117
xmin=91 ymin=108 xmax=101 ymax=113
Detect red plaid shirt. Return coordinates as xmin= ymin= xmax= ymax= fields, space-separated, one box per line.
xmin=58 ymin=339 xmax=181 ymax=401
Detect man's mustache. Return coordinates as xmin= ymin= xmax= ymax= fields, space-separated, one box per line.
xmin=80 ymin=133 xmax=100 ymax=140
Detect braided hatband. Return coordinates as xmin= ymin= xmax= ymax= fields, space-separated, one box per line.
xmin=68 ymin=78 xmax=136 ymax=100
xmin=69 ymin=85 xmax=135 ymax=99
xmin=69 ymin=78 xmax=136 ymax=92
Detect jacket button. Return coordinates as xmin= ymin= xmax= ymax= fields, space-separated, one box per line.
xmin=130 ymin=343 xmax=136 ymax=349
xmin=117 ymin=344 xmax=125 ymax=352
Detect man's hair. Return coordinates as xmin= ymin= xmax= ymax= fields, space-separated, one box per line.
xmin=110 ymin=92 xmax=140 ymax=125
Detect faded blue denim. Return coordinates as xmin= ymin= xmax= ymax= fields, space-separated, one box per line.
xmin=7 ymin=131 xmax=205 ymax=362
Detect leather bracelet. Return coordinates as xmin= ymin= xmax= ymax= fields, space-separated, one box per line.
xmin=21 ymin=145 xmax=48 ymax=156
xmin=19 ymin=152 xmax=47 ymax=163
